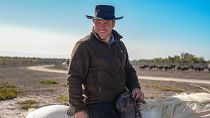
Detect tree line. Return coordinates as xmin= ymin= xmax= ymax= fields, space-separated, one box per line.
xmin=132 ymin=53 xmax=209 ymax=64
xmin=0 ymin=56 xmax=66 ymax=67
xmin=131 ymin=53 xmax=210 ymax=72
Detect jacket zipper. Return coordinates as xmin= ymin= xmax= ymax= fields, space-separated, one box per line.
xmin=98 ymin=71 xmax=102 ymax=93
xmin=107 ymin=43 xmax=125 ymax=91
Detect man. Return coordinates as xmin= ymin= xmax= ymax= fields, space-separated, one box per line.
xmin=67 ymin=5 xmax=144 ymax=118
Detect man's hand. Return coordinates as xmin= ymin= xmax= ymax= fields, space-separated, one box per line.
xmin=75 ymin=111 xmax=89 ymax=118
xmin=132 ymin=88 xmax=144 ymax=100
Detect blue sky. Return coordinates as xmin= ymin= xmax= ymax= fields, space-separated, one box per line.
xmin=0 ymin=0 xmax=209 ymax=60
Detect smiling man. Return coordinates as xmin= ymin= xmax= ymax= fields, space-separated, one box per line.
xmin=67 ymin=5 xmax=144 ymax=118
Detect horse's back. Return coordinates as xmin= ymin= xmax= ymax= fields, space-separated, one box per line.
xmin=26 ymin=104 xmax=72 ymax=118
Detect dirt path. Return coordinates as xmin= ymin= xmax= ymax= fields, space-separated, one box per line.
xmin=27 ymin=65 xmax=210 ymax=85
xmin=139 ymin=76 xmax=210 ymax=85
xmin=27 ymin=65 xmax=66 ymax=74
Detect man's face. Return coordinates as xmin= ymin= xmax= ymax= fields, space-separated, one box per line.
xmin=93 ymin=20 xmax=115 ymax=40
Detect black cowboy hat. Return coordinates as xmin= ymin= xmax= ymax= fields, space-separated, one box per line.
xmin=86 ymin=5 xmax=123 ymax=20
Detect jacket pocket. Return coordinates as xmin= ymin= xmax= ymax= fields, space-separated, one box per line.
xmin=86 ymin=67 xmax=104 ymax=96
xmin=113 ymin=47 xmax=126 ymax=67
xmin=118 ymin=50 xmax=126 ymax=66
xmin=87 ymin=67 xmax=124 ymax=97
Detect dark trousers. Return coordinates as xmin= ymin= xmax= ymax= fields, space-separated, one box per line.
xmin=86 ymin=102 xmax=120 ymax=118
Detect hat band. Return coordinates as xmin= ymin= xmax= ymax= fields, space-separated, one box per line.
xmin=95 ymin=12 xmax=115 ymax=20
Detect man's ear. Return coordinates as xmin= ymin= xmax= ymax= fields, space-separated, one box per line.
xmin=112 ymin=20 xmax=116 ymax=28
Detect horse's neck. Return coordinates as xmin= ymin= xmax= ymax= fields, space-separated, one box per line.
xmin=139 ymin=99 xmax=164 ymax=118
xmin=139 ymin=93 xmax=210 ymax=118
xmin=140 ymin=106 xmax=162 ymax=118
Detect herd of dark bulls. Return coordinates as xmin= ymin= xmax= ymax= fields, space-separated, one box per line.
xmin=139 ymin=64 xmax=210 ymax=72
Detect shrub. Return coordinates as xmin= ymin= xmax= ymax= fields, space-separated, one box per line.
xmin=17 ymin=99 xmax=38 ymax=110
xmin=0 ymin=82 xmax=18 ymax=100
xmin=40 ymin=80 xmax=58 ymax=84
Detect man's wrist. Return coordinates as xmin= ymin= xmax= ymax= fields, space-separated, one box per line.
xmin=75 ymin=110 xmax=89 ymax=118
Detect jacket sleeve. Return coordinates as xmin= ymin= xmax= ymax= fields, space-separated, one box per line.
xmin=120 ymin=41 xmax=141 ymax=91
xmin=67 ymin=41 xmax=90 ymax=113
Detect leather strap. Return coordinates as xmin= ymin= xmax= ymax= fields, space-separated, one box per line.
xmin=134 ymin=99 xmax=142 ymax=118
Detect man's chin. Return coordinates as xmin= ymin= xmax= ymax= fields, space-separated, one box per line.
xmin=98 ymin=36 xmax=106 ymax=40
xmin=100 ymin=38 xmax=106 ymax=40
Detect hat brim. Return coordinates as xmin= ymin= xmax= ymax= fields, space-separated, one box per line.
xmin=86 ymin=15 xmax=123 ymax=20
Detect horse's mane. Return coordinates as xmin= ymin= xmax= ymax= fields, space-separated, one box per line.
xmin=138 ymin=93 xmax=210 ymax=118
xmin=174 ymin=92 xmax=210 ymax=102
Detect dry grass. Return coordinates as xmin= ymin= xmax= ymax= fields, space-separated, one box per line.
xmin=57 ymin=95 xmax=68 ymax=104
xmin=146 ymin=84 xmax=186 ymax=93
xmin=17 ymin=99 xmax=39 ymax=110
xmin=0 ymin=82 xmax=19 ymax=100
xmin=47 ymin=66 xmax=67 ymax=70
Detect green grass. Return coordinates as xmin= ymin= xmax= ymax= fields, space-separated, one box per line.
xmin=17 ymin=99 xmax=39 ymax=110
xmin=0 ymin=82 xmax=18 ymax=100
xmin=57 ymin=95 xmax=68 ymax=104
xmin=146 ymin=84 xmax=186 ymax=93
xmin=40 ymin=80 xmax=58 ymax=84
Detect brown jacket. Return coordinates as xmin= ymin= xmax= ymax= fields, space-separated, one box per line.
xmin=67 ymin=30 xmax=140 ymax=112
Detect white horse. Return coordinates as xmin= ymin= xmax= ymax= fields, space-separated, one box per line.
xmin=26 ymin=93 xmax=210 ymax=118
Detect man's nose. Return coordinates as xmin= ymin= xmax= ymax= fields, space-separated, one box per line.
xmin=100 ymin=25 xmax=106 ymax=29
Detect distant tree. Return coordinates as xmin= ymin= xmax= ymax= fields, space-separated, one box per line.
xmin=133 ymin=52 xmax=208 ymax=65
xmin=180 ymin=52 xmax=194 ymax=63
xmin=179 ymin=52 xmax=206 ymax=63
xmin=173 ymin=55 xmax=181 ymax=63
xmin=197 ymin=57 xmax=206 ymax=63
xmin=153 ymin=58 xmax=164 ymax=64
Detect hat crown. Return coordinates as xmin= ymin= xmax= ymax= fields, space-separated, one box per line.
xmin=95 ymin=5 xmax=114 ymax=13
xmin=86 ymin=5 xmax=123 ymax=20
xmin=95 ymin=5 xmax=115 ymax=20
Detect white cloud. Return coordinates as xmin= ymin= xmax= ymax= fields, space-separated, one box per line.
xmin=1 ymin=25 xmax=209 ymax=60
xmin=0 ymin=25 xmax=78 ymax=58
xmin=124 ymin=40 xmax=198 ymax=60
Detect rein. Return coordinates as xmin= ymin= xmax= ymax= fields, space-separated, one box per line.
xmin=134 ymin=99 xmax=146 ymax=118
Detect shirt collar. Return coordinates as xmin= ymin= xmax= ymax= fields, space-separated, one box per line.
xmin=108 ymin=34 xmax=116 ymax=46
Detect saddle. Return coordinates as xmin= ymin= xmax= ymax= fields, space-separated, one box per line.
xmin=116 ymin=91 xmax=145 ymax=118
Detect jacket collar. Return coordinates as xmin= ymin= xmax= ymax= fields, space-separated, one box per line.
xmin=112 ymin=29 xmax=123 ymax=41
